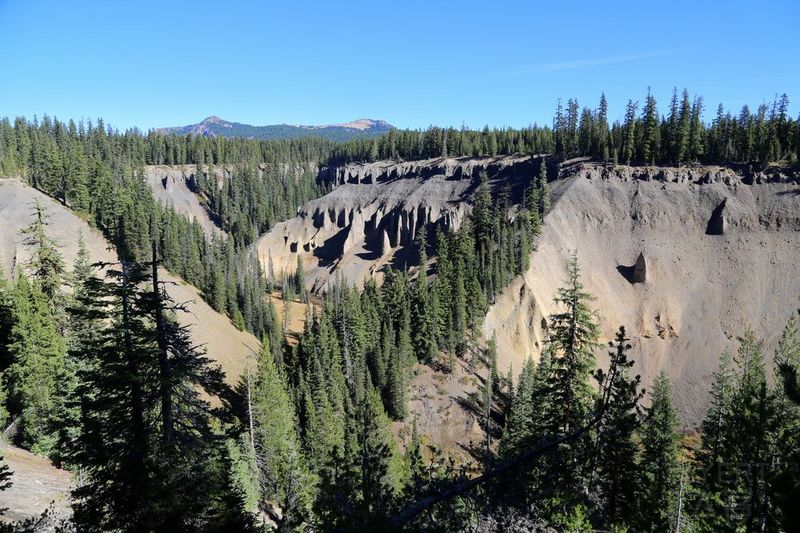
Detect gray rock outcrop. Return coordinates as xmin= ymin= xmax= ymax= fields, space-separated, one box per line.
xmin=633 ymin=252 xmax=647 ymax=283
xmin=257 ymin=155 xmax=538 ymax=290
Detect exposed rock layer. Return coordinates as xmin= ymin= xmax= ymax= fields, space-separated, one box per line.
xmin=258 ymin=155 xmax=537 ymax=291
xmin=258 ymin=156 xmax=800 ymax=427
xmin=483 ymin=166 xmax=800 ymax=426
xmin=143 ymin=165 xmax=226 ymax=237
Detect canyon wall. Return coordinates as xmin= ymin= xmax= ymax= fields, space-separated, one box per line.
xmin=484 ymin=163 xmax=800 ymax=426
xmin=257 ymin=155 xmax=537 ymax=291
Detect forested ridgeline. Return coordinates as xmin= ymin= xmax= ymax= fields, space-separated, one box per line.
xmin=329 ymin=90 xmax=799 ymax=168
xmin=0 ymin=116 xmax=335 ymax=342
xmin=1 ymin=89 xmax=799 ymax=529
xmin=1 ymin=88 xmax=797 ymax=336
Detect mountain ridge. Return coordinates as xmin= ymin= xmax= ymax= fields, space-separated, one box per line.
xmin=156 ymin=115 xmax=393 ymax=141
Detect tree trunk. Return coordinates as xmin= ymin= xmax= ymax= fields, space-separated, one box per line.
xmin=151 ymin=241 xmax=173 ymax=446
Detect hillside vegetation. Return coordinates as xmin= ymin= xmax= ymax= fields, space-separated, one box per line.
xmin=0 ymin=89 xmax=799 ymax=530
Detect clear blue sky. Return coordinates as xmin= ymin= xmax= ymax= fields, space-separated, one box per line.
xmin=1 ymin=0 xmax=798 ymax=131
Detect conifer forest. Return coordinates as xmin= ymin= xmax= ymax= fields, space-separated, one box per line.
xmin=1 ymin=2 xmax=799 ymax=531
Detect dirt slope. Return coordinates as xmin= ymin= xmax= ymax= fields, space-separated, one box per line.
xmin=484 ymin=164 xmax=800 ymax=427
xmin=0 ymin=444 xmax=72 ymax=524
xmin=0 ymin=178 xmax=260 ymax=385
xmin=0 ymin=177 xmax=262 ymax=520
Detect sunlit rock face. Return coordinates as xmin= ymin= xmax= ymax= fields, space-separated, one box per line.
xmin=257 ymin=155 xmax=536 ymax=292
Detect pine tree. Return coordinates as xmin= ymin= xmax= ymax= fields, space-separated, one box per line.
xmin=536 ymin=158 xmax=550 ymax=219
xmin=250 ymin=338 xmax=312 ymax=528
xmin=20 ymin=198 xmax=65 ymax=313
xmin=479 ymin=350 xmax=498 ymax=472
xmin=498 ymin=349 xmax=554 ymax=507
xmin=66 ymin=259 xmax=240 ymax=531
xmin=641 ymin=89 xmax=660 ymax=165
xmin=6 ymin=274 xmax=65 ymax=455
xmin=403 ymin=418 xmax=426 ymax=498
xmin=677 ymin=89 xmax=692 ymax=164
xmin=596 ymin=93 xmax=610 ymax=161
xmin=315 ymin=388 xmax=401 ymax=530
xmin=578 ymin=107 xmax=594 ymax=155
xmin=689 ymin=95 xmax=705 ymax=161
xmin=411 ymin=228 xmax=436 ymax=362
xmin=694 ymin=332 xmax=777 ymax=531
xmin=473 ymin=171 xmax=493 ymax=261
xmin=622 ymin=100 xmax=638 ymax=164
xmin=72 ymin=230 xmax=93 ymax=288
xmin=667 ymin=87 xmax=680 ymax=163
xmin=637 ymin=371 xmax=680 ymax=531
xmin=697 ymin=349 xmax=735 ymax=492
xmin=731 ymin=332 xmax=775 ymax=532
xmin=541 ymin=252 xmax=600 ymax=504
xmin=66 ymin=263 xmax=158 ymax=530
xmin=295 ymin=255 xmax=307 ymax=303
xmin=592 ymin=326 xmax=642 ymax=526
xmin=545 ymin=253 xmax=599 ymax=432
xmin=386 ymin=322 xmax=411 ymax=420
xmin=501 ymin=355 xmax=542 ymax=459
xmin=57 ymin=232 xmax=96 ymax=466
xmin=772 ymin=314 xmax=800 ymax=530
xmin=298 ymin=315 xmax=346 ymax=475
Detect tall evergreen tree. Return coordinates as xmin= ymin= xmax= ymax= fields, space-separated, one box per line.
xmin=411 ymin=228 xmax=436 ymax=362
xmin=772 ymin=314 xmax=800 ymax=530
xmin=541 ymin=252 xmax=600 ymax=506
xmin=596 ymin=93 xmax=610 ymax=161
xmin=5 ymin=274 xmax=65 ymax=455
xmin=295 ymin=255 xmax=307 ymax=303
xmin=66 ymin=259 xmax=242 ymax=531
xmin=731 ymin=332 xmax=775 ymax=532
xmin=592 ymin=326 xmax=642 ymax=526
xmin=20 ymin=198 xmax=65 ymax=314
xmin=621 ymin=100 xmax=638 ymax=164
xmin=677 ymin=89 xmax=692 ymax=164
xmin=697 ymin=350 xmax=735 ymax=492
xmin=66 ymin=263 xmax=159 ymax=530
xmin=637 ymin=371 xmax=680 ymax=532
xmin=250 ymin=338 xmax=312 ymax=528
xmin=695 ymin=332 xmax=778 ymax=532
xmin=641 ymin=89 xmax=660 ymax=165
xmin=315 ymin=388 xmax=401 ymax=530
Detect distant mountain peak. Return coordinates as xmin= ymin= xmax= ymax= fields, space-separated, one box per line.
xmin=200 ymin=115 xmax=229 ymax=125
xmin=157 ymin=116 xmax=393 ymax=141
xmin=312 ymin=118 xmax=391 ymax=131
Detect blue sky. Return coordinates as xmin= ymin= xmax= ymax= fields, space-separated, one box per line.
xmin=1 ymin=0 xmax=798 ymax=131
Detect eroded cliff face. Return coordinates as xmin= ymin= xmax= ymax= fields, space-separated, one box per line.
xmin=143 ymin=165 xmax=226 ymax=237
xmin=142 ymin=161 xmax=319 ymax=238
xmin=484 ymin=162 xmax=800 ymax=426
xmin=257 ymin=155 xmax=537 ymax=291
xmin=255 ymin=157 xmax=800 ymax=426
xmin=143 ymin=156 xmax=799 ymax=429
